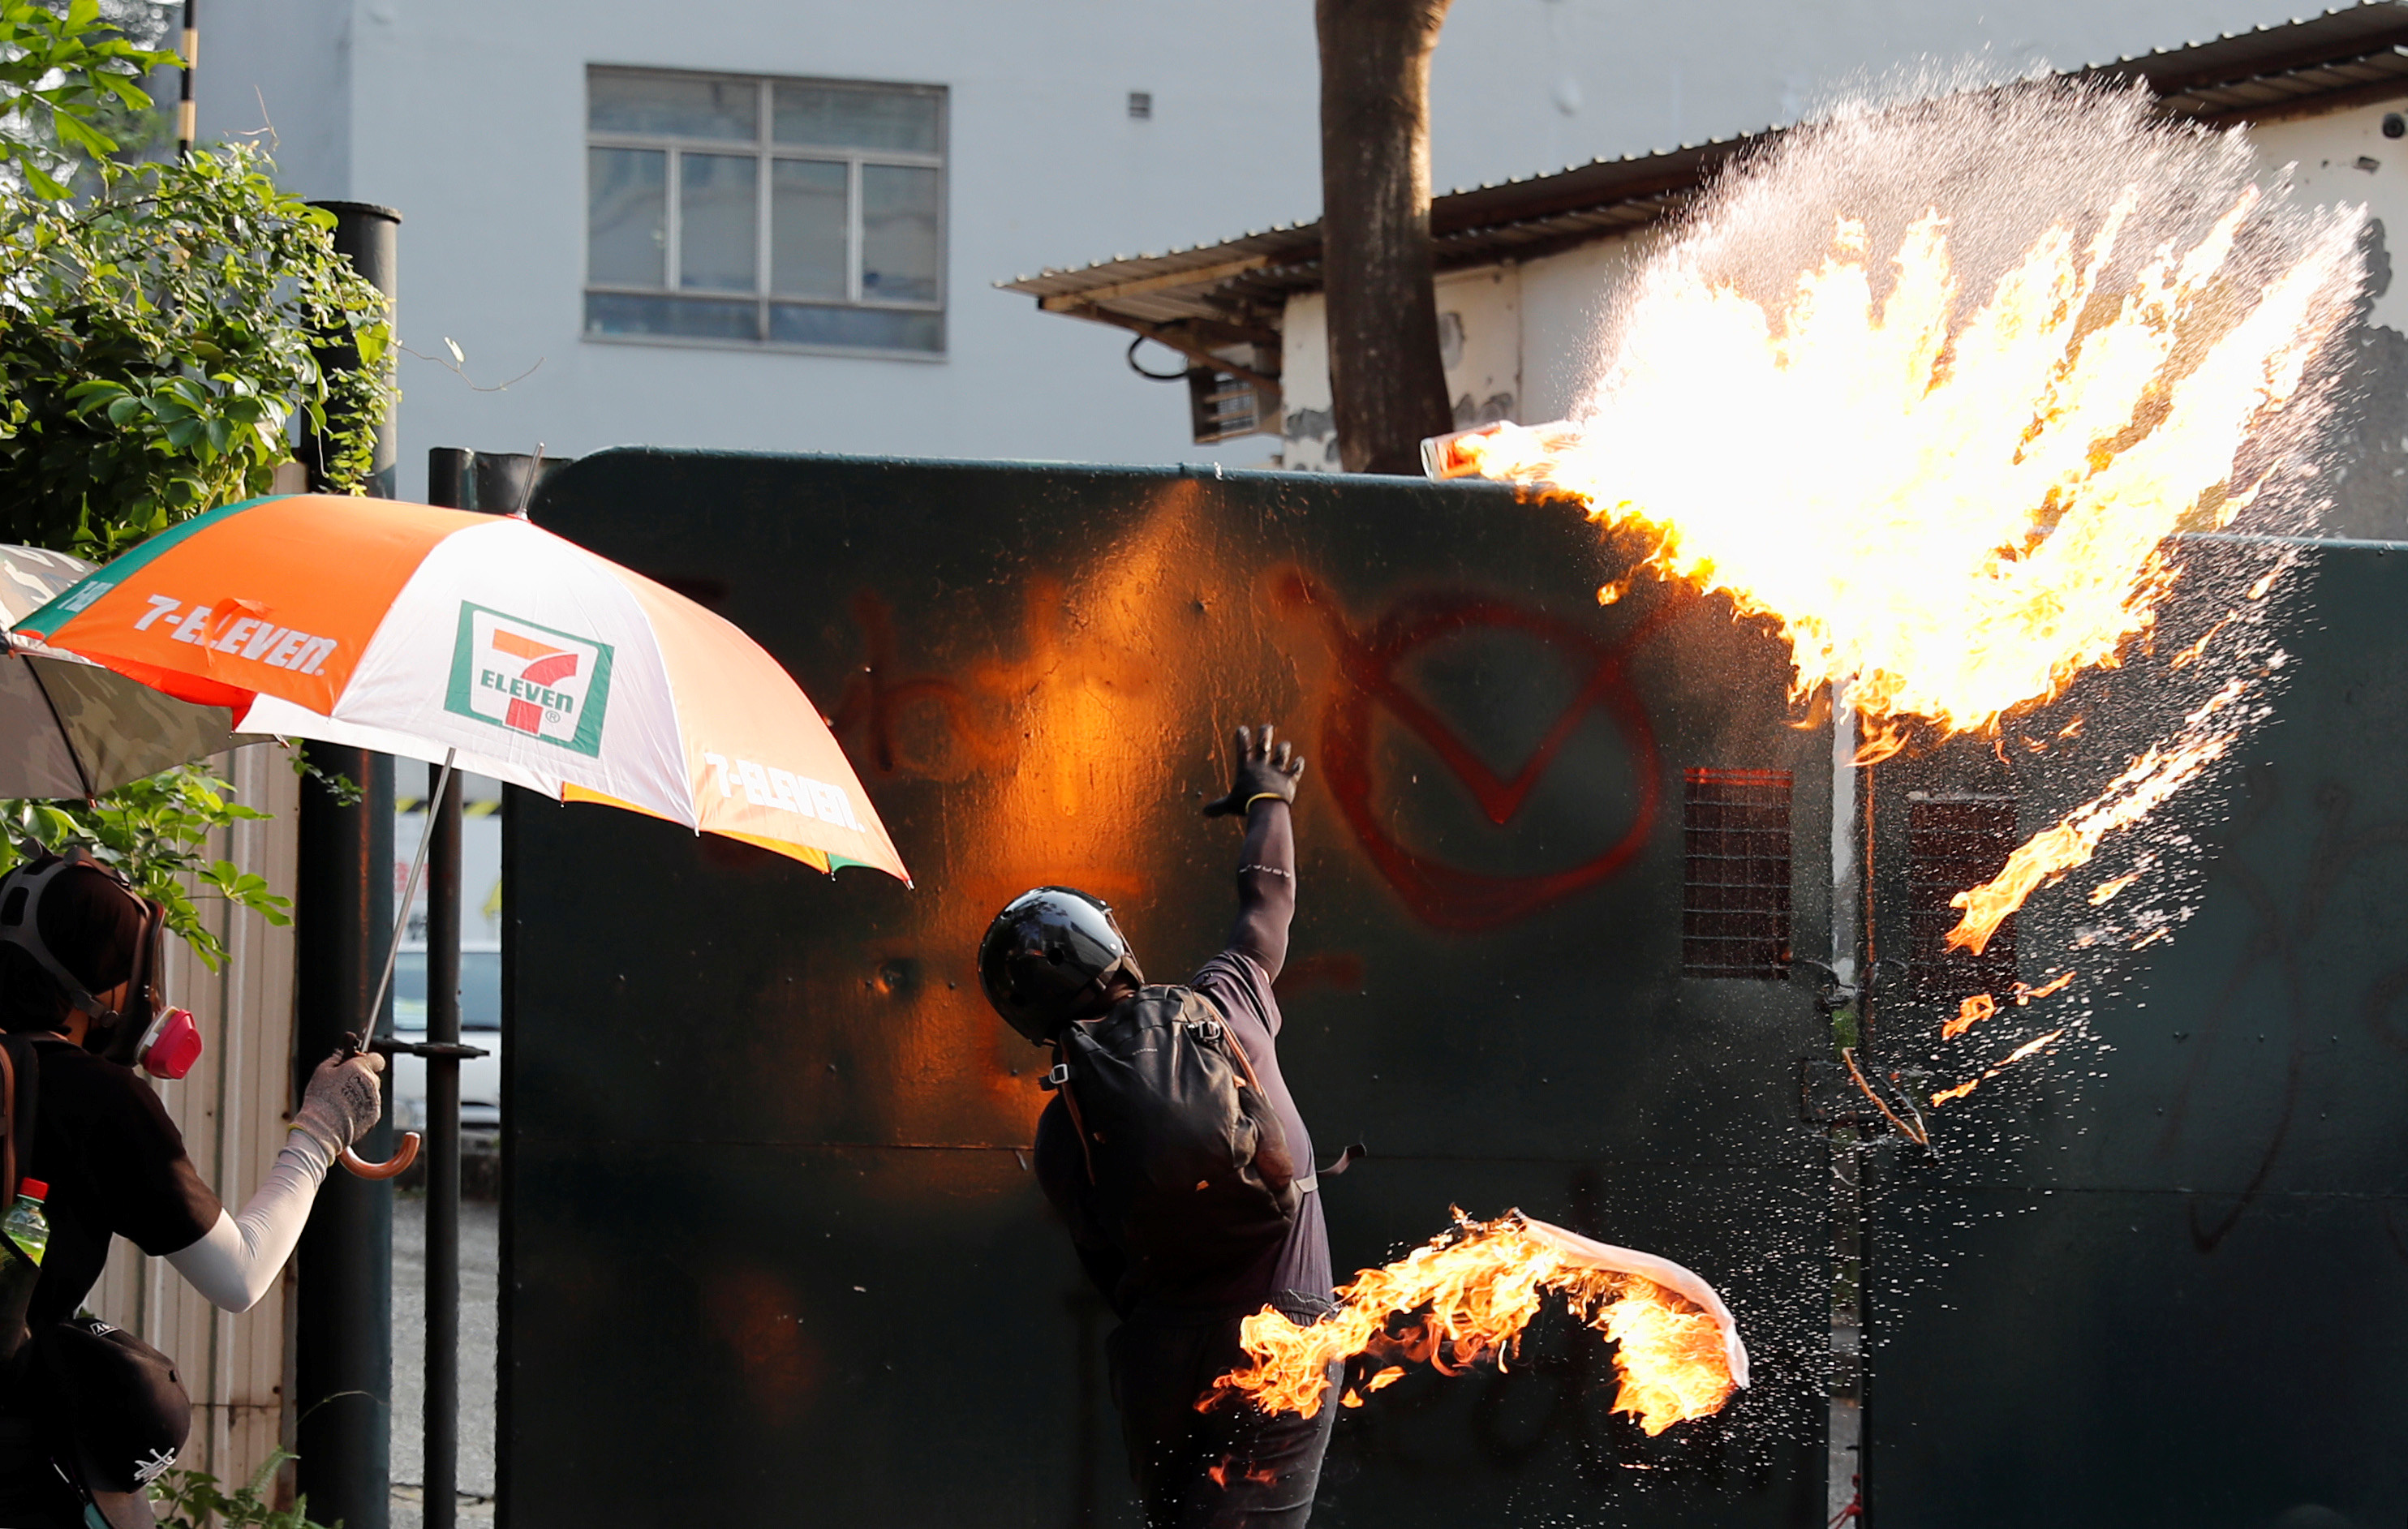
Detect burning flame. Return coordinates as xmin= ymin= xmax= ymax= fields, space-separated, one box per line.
xmin=1944 ymin=728 xmax=2231 ymax=955
xmin=1428 ymin=170 xmax=2359 ymax=1024
xmin=2018 ymin=970 xmax=2076 ymax=1004
xmin=1941 ymin=971 xmax=2075 ymax=1044
xmin=2089 ymin=870 xmax=2140 ymax=905
xmin=1203 ymin=1212 xmax=1745 ymax=1436
xmin=1931 ymin=1029 xmax=2066 ymax=1106
xmin=1944 ymin=993 xmax=1995 ymax=1041
xmin=1429 ymin=193 xmax=2356 ymax=752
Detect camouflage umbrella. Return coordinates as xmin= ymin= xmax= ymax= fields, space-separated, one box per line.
xmin=0 ymin=546 xmax=236 ymax=798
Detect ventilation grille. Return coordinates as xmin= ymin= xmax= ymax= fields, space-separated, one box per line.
xmin=1682 ymin=768 xmax=1793 ymax=979
xmin=1907 ymin=793 xmax=2019 ymax=1004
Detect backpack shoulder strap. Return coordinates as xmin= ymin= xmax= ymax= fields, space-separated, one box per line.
xmin=0 ymin=1033 xmax=35 ymax=1215
xmin=1046 ymin=1039 xmax=1098 ymax=1185
xmin=1172 ymin=985 xmax=1266 ymax=1093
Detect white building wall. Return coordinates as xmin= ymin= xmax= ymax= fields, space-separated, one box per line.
xmin=203 ymin=0 xmax=2341 ymax=494
xmin=2255 ymin=100 xmax=2408 ymax=334
xmin=201 ymin=0 xmax=1332 ymax=496
xmin=1425 ymin=0 xmax=2321 ymax=195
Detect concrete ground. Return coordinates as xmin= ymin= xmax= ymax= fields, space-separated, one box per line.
xmin=390 ymin=1192 xmax=500 ymax=1529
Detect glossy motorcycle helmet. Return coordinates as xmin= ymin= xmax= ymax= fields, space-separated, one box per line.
xmin=977 ymin=887 xmax=1142 ymax=1045
xmin=0 ymin=852 xmax=197 ymax=1079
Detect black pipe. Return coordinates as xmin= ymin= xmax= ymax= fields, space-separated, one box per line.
xmin=295 ymin=199 xmax=400 ymax=1529
xmin=293 ymin=746 xmax=395 ymax=1529
xmin=304 ymin=203 xmax=400 ymax=499
xmin=420 ymin=449 xmax=487 ymax=1529
xmin=424 ymin=761 xmax=462 ymax=1529
xmin=174 ymin=0 xmax=195 ymax=157
xmin=432 ymin=446 xmax=565 ymax=1529
xmin=428 ymin=447 xmax=561 ymax=513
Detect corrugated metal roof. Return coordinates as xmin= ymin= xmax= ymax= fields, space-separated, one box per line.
xmin=1004 ymin=2 xmax=2408 ymax=346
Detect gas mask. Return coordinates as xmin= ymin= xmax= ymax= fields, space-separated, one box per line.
xmin=0 ymin=854 xmax=198 ymax=1080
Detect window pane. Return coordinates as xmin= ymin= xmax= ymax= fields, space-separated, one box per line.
xmin=773 ymin=84 xmax=940 ymax=151
xmin=680 ymin=152 xmax=758 ymax=292
xmin=394 ymin=951 xmax=426 ymax=1032
xmin=769 ymin=303 xmax=943 ymax=353
xmin=590 ymin=71 xmax=758 ymax=140
xmin=860 ymin=164 xmax=939 ymax=303
xmin=771 ymin=159 xmax=848 ymax=298
xmin=587 ymin=147 xmax=666 ymax=288
xmin=462 ymin=951 xmax=502 ymax=1031
xmin=587 ymin=292 xmax=759 ymax=340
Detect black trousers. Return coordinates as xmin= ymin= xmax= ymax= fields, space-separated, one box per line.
xmin=1107 ymin=1314 xmax=1342 ymax=1529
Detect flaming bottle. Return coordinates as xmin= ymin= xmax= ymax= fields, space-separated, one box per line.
xmin=1421 ymin=422 xmax=1576 ymax=483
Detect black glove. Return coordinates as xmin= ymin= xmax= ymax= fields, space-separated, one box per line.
xmin=1203 ymin=723 xmax=1306 ymax=817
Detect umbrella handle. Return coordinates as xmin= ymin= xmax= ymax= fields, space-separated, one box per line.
xmin=340 ymin=1132 xmax=421 ymax=1180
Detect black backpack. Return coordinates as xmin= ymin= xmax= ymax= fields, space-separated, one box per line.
xmin=1047 ymin=986 xmax=1303 ymax=1286
xmin=0 ymin=1032 xmax=39 ymax=1368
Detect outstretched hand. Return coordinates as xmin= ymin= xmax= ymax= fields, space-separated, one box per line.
xmin=1203 ymin=723 xmax=1307 ymax=818
xmin=292 ymin=1050 xmax=385 ymax=1157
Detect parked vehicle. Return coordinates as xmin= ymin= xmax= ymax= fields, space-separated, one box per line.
xmin=389 ymin=941 xmax=503 ymax=1131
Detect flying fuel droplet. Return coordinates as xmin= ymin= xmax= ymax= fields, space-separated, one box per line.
xmin=2090 ymin=872 xmax=2141 ymax=905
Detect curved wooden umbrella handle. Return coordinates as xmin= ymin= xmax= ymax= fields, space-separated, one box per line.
xmin=341 ymin=1132 xmax=422 ymax=1179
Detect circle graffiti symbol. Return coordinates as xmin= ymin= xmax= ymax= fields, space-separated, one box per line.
xmin=1282 ymin=573 xmax=1675 ymax=931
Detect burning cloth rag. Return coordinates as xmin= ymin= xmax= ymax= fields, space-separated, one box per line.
xmin=1516 ymin=1217 xmax=1752 ymax=1389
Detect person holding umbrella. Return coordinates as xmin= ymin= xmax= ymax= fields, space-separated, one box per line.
xmin=0 ymin=488 xmax=910 ymax=1527
xmin=980 ymin=724 xmax=1335 ymax=1529
xmin=0 ymin=853 xmax=387 ymax=1529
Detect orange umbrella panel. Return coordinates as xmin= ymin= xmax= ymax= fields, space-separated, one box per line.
xmin=16 ymin=496 xmax=907 ymax=882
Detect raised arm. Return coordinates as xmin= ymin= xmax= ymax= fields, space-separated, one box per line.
xmin=1202 ymin=724 xmax=1306 ymax=981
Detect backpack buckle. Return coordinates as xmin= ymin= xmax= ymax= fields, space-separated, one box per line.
xmin=1043 ymin=1063 xmax=1071 ymax=1090
xmin=1188 ymin=1018 xmax=1223 ymax=1044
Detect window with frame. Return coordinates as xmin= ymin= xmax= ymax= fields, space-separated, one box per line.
xmin=585 ymin=67 xmax=946 ymax=355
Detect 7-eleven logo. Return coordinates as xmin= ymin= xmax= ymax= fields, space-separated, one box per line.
xmin=444 ymin=603 xmax=613 ymax=755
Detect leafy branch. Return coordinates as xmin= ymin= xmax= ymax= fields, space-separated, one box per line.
xmin=0 ymin=764 xmax=291 ymax=971
xmin=0 ymin=0 xmax=174 ymax=198
xmin=151 ymin=1447 xmax=335 ymax=1529
xmin=0 ymin=143 xmax=396 ymax=556
xmin=0 ymin=0 xmax=398 ymax=960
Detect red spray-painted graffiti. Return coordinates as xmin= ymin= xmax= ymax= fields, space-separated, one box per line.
xmin=1276 ymin=571 xmax=1681 ymax=931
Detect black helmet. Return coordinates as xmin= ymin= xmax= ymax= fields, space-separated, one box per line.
xmin=978 ymin=887 xmax=1141 ymax=1044
xmin=0 ymin=852 xmax=164 ymax=1057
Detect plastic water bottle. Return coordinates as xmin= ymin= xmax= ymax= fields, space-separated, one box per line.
xmin=2 ymin=1179 xmax=48 ymax=1269
xmin=0 ymin=1179 xmax=44 ymax=1367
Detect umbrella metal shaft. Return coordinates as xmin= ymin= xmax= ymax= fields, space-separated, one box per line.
xmin=372 ymin=749 xmax=455 ymax=1024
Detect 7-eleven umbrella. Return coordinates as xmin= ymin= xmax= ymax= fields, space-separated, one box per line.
xmin=12 ymin=494 xmax=908 ymax=882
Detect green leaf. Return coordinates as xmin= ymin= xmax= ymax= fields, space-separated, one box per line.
xmin=49 ymin=109 xmax=111 ymax=157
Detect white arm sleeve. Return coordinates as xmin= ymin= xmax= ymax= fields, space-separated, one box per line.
xmin=166 ymin=1129 xmax=335 ymax=1313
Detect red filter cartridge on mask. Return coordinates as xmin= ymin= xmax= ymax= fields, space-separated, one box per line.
xmin=139 ymin=1008 xmax=201 ymax=1080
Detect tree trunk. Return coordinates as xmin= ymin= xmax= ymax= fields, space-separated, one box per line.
xmin=1316 ymin=0 xmax=1456 ymax=475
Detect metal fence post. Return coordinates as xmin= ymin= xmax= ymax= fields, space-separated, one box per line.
xmin=420 ymin=449 xmax=477 ymax=1529
xmin=295 ymin=200 xmax=400 ymax=1529
xmin=424 ymin=761 xmax=462 ymax=1529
